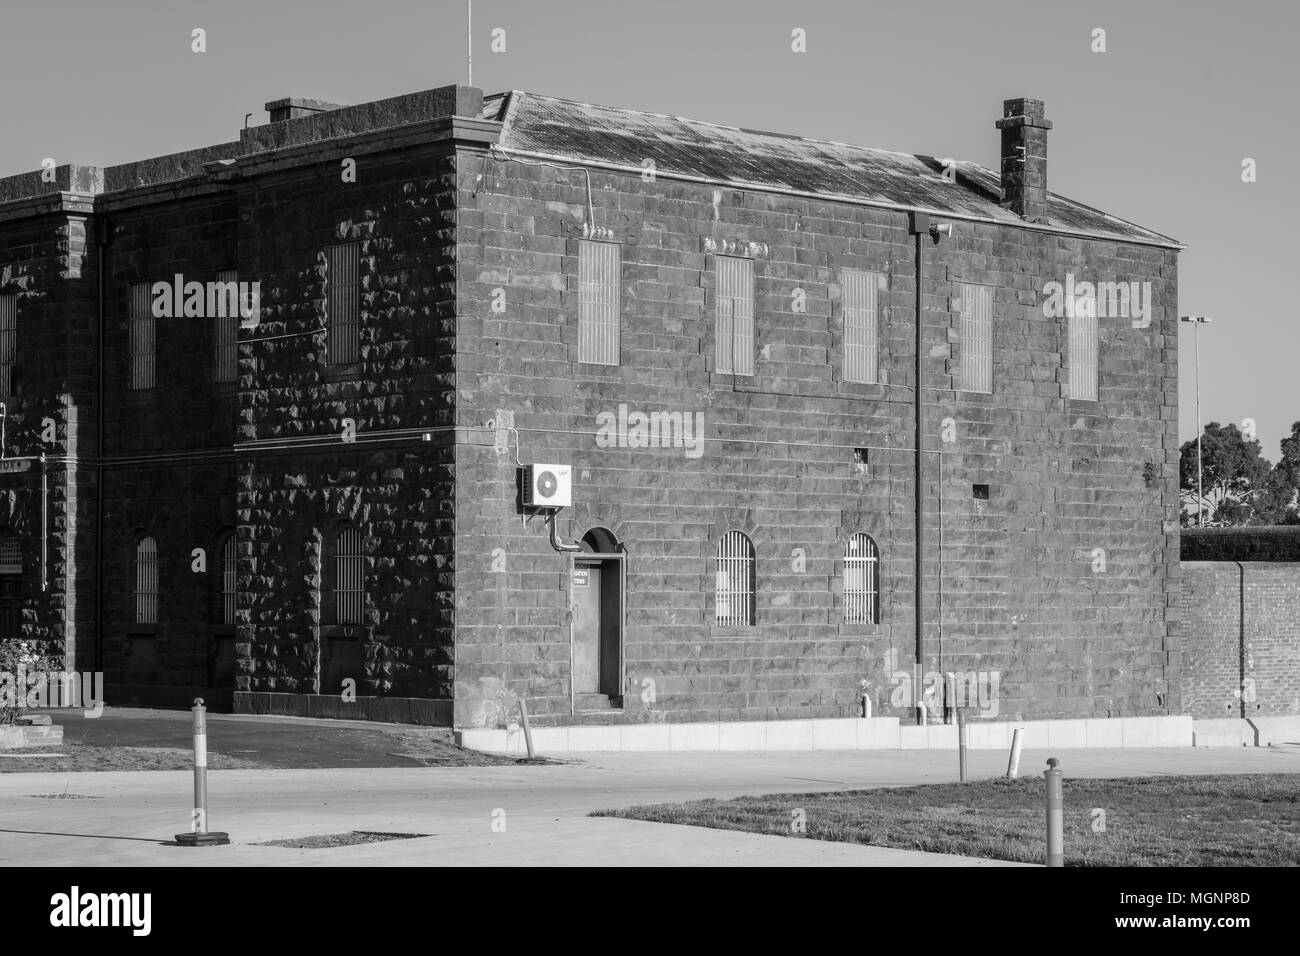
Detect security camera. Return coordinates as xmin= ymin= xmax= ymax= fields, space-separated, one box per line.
xmin=930 ymin=222 xmax=953 ymax=242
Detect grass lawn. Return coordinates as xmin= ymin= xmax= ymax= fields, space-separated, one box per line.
xmin=594 ymin=774 xmax=1300 ymax=866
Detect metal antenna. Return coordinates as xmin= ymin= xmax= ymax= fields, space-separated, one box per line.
xmin=467 ymin=0 xmax=473 ymax=86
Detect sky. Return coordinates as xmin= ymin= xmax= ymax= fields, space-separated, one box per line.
xmin=0 ymin=0 xmax=1294 ymax=459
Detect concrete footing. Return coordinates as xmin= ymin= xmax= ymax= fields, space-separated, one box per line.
xmin=456 ymin=714 xmax=1197 ymax=755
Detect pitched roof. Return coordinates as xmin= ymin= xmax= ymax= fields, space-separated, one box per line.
xmin=483 ymin=91 xmax=1180 ymax=249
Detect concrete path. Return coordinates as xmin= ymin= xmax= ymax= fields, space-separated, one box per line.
xmin=3 ymin=744 xmax=1296 ymax=866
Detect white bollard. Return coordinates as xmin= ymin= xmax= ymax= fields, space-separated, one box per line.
xmin=1006 ymin=727 xmax=1024 ymax=778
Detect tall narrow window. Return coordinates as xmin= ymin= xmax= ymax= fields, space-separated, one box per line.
xmin=715 ymin=530 xmax=755 ymax=626
xmin=957 ymin=282 xmax=993 ymax=393
xmin=844 ymin=533 xmax=880 ymax=624
xmin=715 ymin=256 xmax=754 ymax=375
xmin=135 ymin=536 xmax=158 ymax=624
xmin=221 ymin=533 xmax=237 ymax=626
xmin=843 ymin=269 xmax=881 ymax=384
xmin=213 ymin=269 xmax=239 ymax=383
xmin=578 ymin=240 xmax=621 ymax=365
xmin=0 ymin=294 xmax=16 ymax=397
xmin=129 ymin=282 xmax=155 ymax=390
xmin=333 ymin=527 xmax=365 ymax=625
xmin=1068 ymin=305 xmax=1098 ymax=401
xmin=326 ymin=243 xmax=360 ymax=365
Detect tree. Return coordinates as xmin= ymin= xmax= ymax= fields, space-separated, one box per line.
xmin=1180 ymin=421 xmax=1300 ymax=526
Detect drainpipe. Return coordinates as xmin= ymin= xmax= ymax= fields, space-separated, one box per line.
xmin=547 ymin=511 xmax=581 ymax=553
xmin=94 ymin=216 xmax=112 ymax=672
xmin=40 ymin=453 xmax=47 ymax=592
xmin=908 ymin=212 xmax=928 ymax=723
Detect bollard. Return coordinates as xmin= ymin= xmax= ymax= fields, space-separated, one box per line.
xmin=1044 ymin=757 xmax=1064 ymax=867
xmin=173 ymin=698 xmax=230 ymax=846
xmin=1006 ymin=727 xmax=1023 ymax=778
xmin=957 ymin=707 xmax=968 ymax=782
xmin=518 ymin=699 xmax=535 ymax=759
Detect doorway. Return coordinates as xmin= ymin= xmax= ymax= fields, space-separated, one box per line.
xmin=571 ymin=528 xmax=624 ymax=710
xmin=0 ymin=531 xmax=20 ymax=643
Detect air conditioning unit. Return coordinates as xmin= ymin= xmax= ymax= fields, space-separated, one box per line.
xmin=522 ymin=463 xmax=572 ymax=508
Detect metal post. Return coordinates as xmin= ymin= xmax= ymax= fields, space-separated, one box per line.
xmin=1194 ymin=324 xmax=1203 ymax=526
xmin=518 ymin=699 xmax=535 ymax=759
xmin=1044 ymin=757 xmax=1063 ymax=867
xmin=957 ymin=707 xmax=968 ymax=783
xmin=174 ymin=698 xmax=230 ymax=846
xmin=1006 ymin=727 xmax=1023 ymax=778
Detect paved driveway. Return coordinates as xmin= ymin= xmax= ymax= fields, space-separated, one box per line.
xmin=2 ymin=743 xmax=1295 ymax=866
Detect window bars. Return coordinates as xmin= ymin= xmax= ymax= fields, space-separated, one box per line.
xmin=1068 ymin=304 xmax=1099 ymax=401
xmin=715 ymin=530 xmax=755 ymax=626
xmin=221 ymin=534 xmax=237 ymax=626
xmin=843 ymin=269 xmax=881 ymax=384
xmin=135 ymin=536 xmax=158 ymax=624
xmin=844 ymin=533 xmax=880 ymax=624
xmin=214 ymin=270 xmax=240 ymax=383
xmin=0 ymin=294 xmax=16 ymax=396
xmin=578 ymin=240 xmax=621 ymax=365
xmin=326 ymin=243 xmax=361 ymax=365
xmin=957 ymin=282 xmax=993 ymax=393
xmin=0 ymin=533 xmax=19 ymax=575
xmin=715 ymin=256 xmax=754 ymax=375
xmin=334 ymin=527 xmax=365 ymax=625
xmin=129 ymin=282 xmax=155 ymax=390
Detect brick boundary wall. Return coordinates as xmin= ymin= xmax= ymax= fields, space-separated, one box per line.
xmin=1178 ymin=560 xmax=1300 ymax=718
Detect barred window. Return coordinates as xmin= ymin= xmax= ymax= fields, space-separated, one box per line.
xmin=844 ymin=533 xmax=880 ymax=625
xmin=0 ymin=531 xmax=19 ymax=575
xmin=135 ymin=536 xmax=158 ymax=624
xmin=843 ymin=269 xmax=881 ymax=384
xmin=956 ymin=282 xmax=993 ymax=393
xmin=0 ymin=293 xmax=16 ymax=396
xmin=326 ymin=243 xmax=360 ymax=365
xmin=715 ymin=256 xmax=754 ymax=375
xmin=221 ymin=533 xmax=237 ymax=626
xmin=1068 ymin=303 xmax=1099 ymax=401
xmin=333 ymin=527 xmax=365 ymax=625
xmin=715 ymin=530 xmax=755 ymax=626
xmin=213 ymin=270 xmax=240 ymax=384
xmin=129 ymin=282 xmax=155 ymax=390
xmin=578 ymin=240 xmax=621 ymax=365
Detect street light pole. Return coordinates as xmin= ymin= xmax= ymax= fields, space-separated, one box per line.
xmin=1180 ymin=316 xmax=1212 ymax=526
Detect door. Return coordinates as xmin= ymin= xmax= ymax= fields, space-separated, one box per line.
xmin=0 ymin=576 xmax=19 ymax=644
xmin=572 ymin=561 xmax=602 ymax=694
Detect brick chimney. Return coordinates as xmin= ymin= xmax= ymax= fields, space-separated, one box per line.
xmin=995 ymin=98 xmax=1052 ymax=222
xmin=265 ymin=97 xmax=344 ymax=123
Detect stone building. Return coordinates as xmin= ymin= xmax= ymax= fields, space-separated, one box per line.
xmin=0 ymin=85 xmax=1182 ymax=730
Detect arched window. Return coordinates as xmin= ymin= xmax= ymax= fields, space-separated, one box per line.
xmin=0 ymin=530 xmax=20 ymax=576
xmin=715 ymin=530 xmax=755 ymax=626
xmin=220 ymin=533 xmax=237 ymax=626
xmin=581 ymin=527 xmax=620 ymax=554
xmin=844 ymin=533 xmax=880 ymax=624
xmin=333 ymin=527 xmax=365 ymax=625
xmin=135 ymin=536 xmax=158 ymax=624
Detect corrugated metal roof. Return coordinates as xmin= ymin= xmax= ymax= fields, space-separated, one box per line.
xmin=482 ymin=91 xmax=1179 ymax=248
